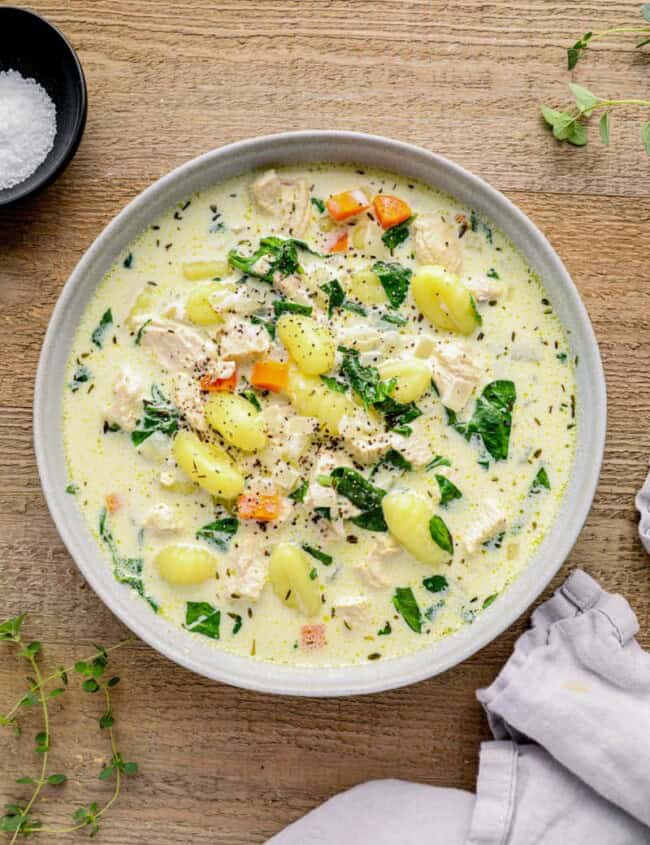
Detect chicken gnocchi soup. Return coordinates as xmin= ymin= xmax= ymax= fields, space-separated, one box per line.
xmin=63 ymin=164 xmax=576 ymax=666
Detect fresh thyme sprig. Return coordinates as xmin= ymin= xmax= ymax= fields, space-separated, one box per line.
xmin=567 ymin=4 xmax=650 ymax=68
xmin=541 ymin=5 xmax=650 ymax=153
xmin=0 ymin=615 xmax=137 ymax=840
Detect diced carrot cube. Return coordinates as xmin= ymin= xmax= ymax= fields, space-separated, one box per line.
xmin=301 ymin=623 xmax=326 ymax=650
xmin=372 ymin=195 xmax=412 ymax=229
xmin=250 ymin=360 xmax=289 ymax=392
xmin=237 ymin=493 xmax=281 ymax=521
xmin=105 ymin=493 xmax=121 ymax=513
xmin=328 ymin=230 xmax=349 ymax=254
xmin=326 ymin=189 xmax=370 ymax=222
xmin=200 ymin=370 xmax=237 ymax=392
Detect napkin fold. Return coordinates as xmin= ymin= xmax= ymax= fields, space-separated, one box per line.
xmin=268 ymin=570 xmax=650 ymax=844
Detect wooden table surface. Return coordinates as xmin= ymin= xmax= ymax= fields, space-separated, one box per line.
xmin=1 ymin=1 xmax=649 ymax=841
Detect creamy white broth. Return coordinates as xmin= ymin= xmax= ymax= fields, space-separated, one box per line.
xmin=62 ymin=163 xmax=576 ymax=667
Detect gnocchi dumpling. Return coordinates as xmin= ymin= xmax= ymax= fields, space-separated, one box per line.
xmin=155 ymin=544 xmax=217 ymax=585
xmin=411 ymin=264 xmax=480 ymax=336
xmin=204 ymin=393 xmax=267 ymax=452
xmin=172 ymin=430 xmax=244 ymax=499
xmin=382 ymin=490 xmax=450 ymax=566
xmin=286 ymin=367 xmax=355 ymax=435
xmin=268 ymin=543 xmax=320 ymax=617
xmin=182 ymin=259 xmax=229 ymax=281
xmin=378 ymin=357 xmax=431 ymax=403
xmin=277 ymin=313 xmax=335 ymax=376
xmin=347 ymin=269 xmax=388 ymax=305
xmin=185 ymin=282 xmax=223 ymax=325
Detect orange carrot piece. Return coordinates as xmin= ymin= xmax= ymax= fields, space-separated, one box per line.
xmin=237 ymin=493 xmax=281 ymax=521
xmin=301 ymin=623 xmax=326 ymax=650
xmin=326 ymin=189 xmax=370 ymax=222
xmin=373 ymin=195 xmax=412 ymax=229
xmin=328 ymin=230 xmax=349 ymax=254
xmin=250 ymin=360 xmax=289 ymax=393
xmin=200 ymin=370 xmax=237 ymax=392
xmin=105 ymin=493 xmax=121 ymax=514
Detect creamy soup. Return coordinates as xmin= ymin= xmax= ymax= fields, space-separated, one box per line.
xmin=62 ymin=163 xmax=576 ymax=667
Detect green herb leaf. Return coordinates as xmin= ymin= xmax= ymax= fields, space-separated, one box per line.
xmin=374 ymin=395 xmax=422 ymax=434
xmin=288 ymin=479 xmax=308 ymax=502
xmin=452 ymin=380 xmax=516 ymax=462
xmin=435 ymin=475 xmax=462 ymax=506
xmin=643 ymin=4 xmax=650 ymax=22
xmin=241 ymin=389 xmax=262 ymax=411
xmin=482 ymin=593 xmax=498 ymax=609
xmin=351 ymin=507 xmax=388 ymax=532
xmin=486 ymin=267 xmax=500 ymax=280
xmin=392 ymin=587 xmax=422 ymax=633
xmin=134 ymin=318 xmax=151 ymax=346
xmin=273 ymin=299 xmax=313 ymax=316
xmin=381 ymin=216 xmax=413 ymax=252
xmin=250 ymin=314 xmax=276 ymax=339
xmin=429 ymin=515 xmax=453 ymax=554
xmin=530 ymin=466 xmax=551 ymax=494
xmin=131 ymin=385 xmax=180 ymax=447
xmin=91 ymin=309 xmax=113 ymax=348
xmin=599 ymin=111 xmax=611 ymax=145
xmin=372 ymin=261 xmax=412 ymax=308
xmin=311 ymin=197 xmax=326 ymax=213
xmin=423 ymin=574 xmax=449 ymax=593
xmin=320 ymin=279 xmax=346 ymax=317
xmin=567 ymin=120 xmax=588 ymax=147
xmin=341 ymin=301 xmax=367 ymax=316
xmin=331 ymin=467 xmax=386 ymax=512
xmin=47 ymin=774 xmax=67 ymax=786
xmin=302 ymin=544 xmax=333 ymax=565
xmin=65 ymin=482 xmax=79 ymax=494
xmin=228 ymin=236 xmax=316 ymax=282
xmin=69 ymin=365 xmax=92 ymax=393
xmin=426 ymin=454 xmax=451 ymax=471
xmin=378 ymin=621 xmax=392 ymax=635
xmin=320 ymin=374 xmax=348 ymax=393
xmin=339 ymin=347 xmax=394 ymax=409
xmin=123 ymin=252 xmax=133 ymax=269
xmin=569 ymin=82 xmax=599 ymax=113
xmin=185 ymin=602 xmax=221 ymax=639
xmin=196 ymin=517 xmax=239 ymax=551
xmin=371 ymin=448 xmax=412 ymax=477
xmin=228 ymin=612 xmax=243 ymax=634
xmin=379 ymin=311 xmax=407 ymax=326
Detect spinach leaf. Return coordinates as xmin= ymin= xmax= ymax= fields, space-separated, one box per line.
xmin=99 ymin=508 xmax=154 ymax=608
xmin=69 ymin=365 xmax=92 ymax=393
xmin=378 ymin=621 xmax=392 ymax=635
xmin=392 ymin=587 xmax=422 ymax=633
xmin=331 ymin=467 xmax=388 ymax=532
xmin=273 ymin=299 xmax=313 ymax=317
xmin=339 ymin=347 xmax=394 ymax=409
xmin=196 ymin=517 xmax=239 ymax=551
xmin=302 ymin=544 xmax=333 ymax=566
xmin=470 ymin=296 xmax=482 ymax=325
xmin=487 ymin=267 xmax=500 ymax=280
xmin=450 ymin=380 xmax=516 ymax=462
xmin=423 ymin=574 xmax=449 ymax=593
xmin=91 ymin=309 xmax=113 ymax=348
xmin=311 ymin=197 xmax=326 ymax=213
xmin=241 ymin=389 xmax=262 ymax=411
xmin=371 ymin=449 xmax=412 ymax=477
xmin=381 ymin=217 xmax=414 ymax=252
xmin=470 ymin=210 xmax=493 ymax=243
xmin=426 ymin=454 xmax=451 ymax=471
xmin=429 ymin=515 xmax=454 ymax=554
xmin=435 ymin=475 xmax=462 ymax=506
xmin=250 ymin=314 xmax=276 ymax=339
xmin=372 ymin=261 xmax=412 ymax=308
xmin=331 ymin=467 xmax=386 ymax=511
xmin=131 ymin=385 xmax=180 ymax=447
xmin=380 ymin=311 xmax=407 ymax=327
xmin=320 ymin=279 xmax=345 ymax=316
xmin=530 ymin=466 xmax=551 ymax=493
xmin=374 ymin=396 xmax=422 ymax=435
xmin=134 ymin=318 xmax=151 ymax=346
xmin=228 ymin=612 xmax=243 ymax=634
xmin=288 ymin=479 xmax=308 ymax=502
xmin=321 ymin=375 xmax=348 ymax=393
xmin=341 ymin=301 xmax=367 ymax=316
xmin=123 ymin=252 xmax=133 ymax=269
xmin=228 ymin=236 xmax=316 ymax=282
xmin=185 ymin=602 xmax=221 ymax=639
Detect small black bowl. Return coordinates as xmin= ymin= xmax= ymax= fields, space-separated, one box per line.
xmin=0 ymin=7 xmax=87 ymax=207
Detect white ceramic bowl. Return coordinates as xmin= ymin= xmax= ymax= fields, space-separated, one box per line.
xmin=34 ymin=131 xmax=606 ymax=696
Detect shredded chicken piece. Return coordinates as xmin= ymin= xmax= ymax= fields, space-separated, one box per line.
xmin=172 ymin=372 xmax=206 ymax=432
xmin=430 ymin=341 xmax=482 ymax=413
xmin=223 ymin=550 xmax=268 ymax=601
xmin=263 ymin=405 xmax=318 ymax=460
xmin=145 ymin=503 xmax=185 ymax=534
xmin=209 ymin=286 xmax=263 ymax=316
xmin=334 ymin=595 xmax=370 ymax=623
xmin=464 ymin=499 xmax=508 ymax=553
xmin=250 ymin=169 xmax=311 ymax=236
xmin=219 ymin=315 xmax=270 ymax=361
xmin=339 ymin=414 xmax=392 ymax=465
xmin=413 ymin=213 xmax=463 ymax=274
xmin=142 ymin=319 xmax=217 ymax=372
xmin=390 ymin=419 xmax=432 ymax=468
xmin=104 ymin=367 xmax=146 ymax=431
xmin=465 ymin=276 xmax=505 ymax=302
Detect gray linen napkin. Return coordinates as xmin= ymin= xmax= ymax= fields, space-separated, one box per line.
xmin=267 ymin=569 xmax=650 ymax=844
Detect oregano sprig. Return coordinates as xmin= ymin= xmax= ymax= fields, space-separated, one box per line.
xmin=0 ymin=615 xmax=136 ymax=841
xmin=567 ymin=4 xmax=650 ymax=68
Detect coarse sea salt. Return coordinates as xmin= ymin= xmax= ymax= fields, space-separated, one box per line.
xmin=0 ymin=69 xmax=57 ymax=191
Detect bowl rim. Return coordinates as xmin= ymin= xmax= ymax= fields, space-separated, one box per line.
xmin=34 ymin=130 xmax=607 ymax=696
xmin=0 ymin=5 xmax=87 ymax=207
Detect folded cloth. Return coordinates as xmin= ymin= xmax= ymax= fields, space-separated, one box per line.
xmin=266 ymin=780 xmax=475 ymax=844
xmin=477 ymin=568 xmax=650 ymax=829
xmin=267 ymin=569 xmax=650 ymax=844
xmin=635 ymin=466 xmax=650 ymax=553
